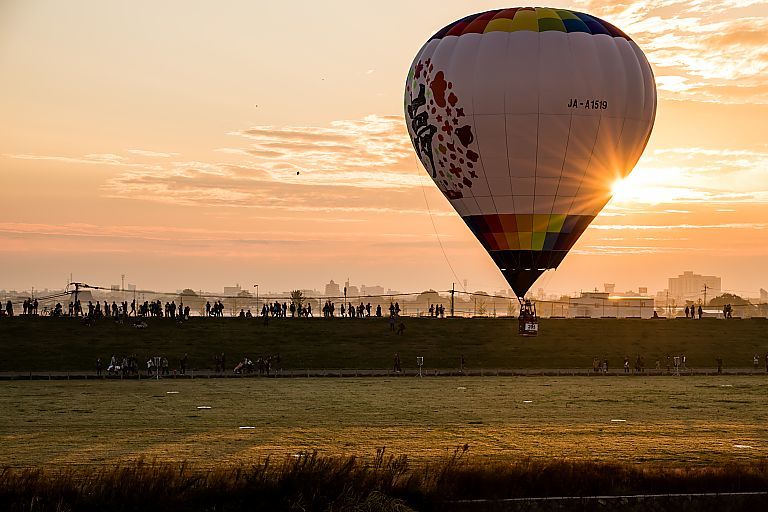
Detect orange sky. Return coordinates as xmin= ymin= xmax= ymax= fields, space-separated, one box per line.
xmin=1 ymin=1 xmax=767 ymax=297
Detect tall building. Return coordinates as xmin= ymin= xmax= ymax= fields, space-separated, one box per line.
xmin=760 ymin=288 xmax=768 ymax=303
xmin=325 ymin=280 xmax=340 ymax=297
xmin=668 ymin=271 xmax=721 ymax=303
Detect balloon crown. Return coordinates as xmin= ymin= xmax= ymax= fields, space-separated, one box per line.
xmin=429 ymin=8 xmax=631 ymax=41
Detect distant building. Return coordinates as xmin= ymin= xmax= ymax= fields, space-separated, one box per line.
xmin=361 ymin=284 xmax=385 ymax=296
xmin=223 ymin=284 xmax=242 ymax=297
xmin=604 ymin=283 xmax=615 ymax=294
xmin=325 ymin=280 xmax=340 ymax=297
xmin=569 ymin=291 xmax=654 ymax=319
xmin=344 ymin=282 xmax=360 ymax=297
xmin=761 ymin=288 xmax=768 ymax=303
xmin=638 ymin=287 xmax=648 ymax=295
xmin=668 ymin=271 xmax=721 ymax=303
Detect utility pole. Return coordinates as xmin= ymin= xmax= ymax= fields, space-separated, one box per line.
xmin=450 ymin=283 xmax=455 ymax=317
xmin=121 ymin=274 xmax=125 ymax=302
xmin=702 ymin=284 xmax=709 ymax=308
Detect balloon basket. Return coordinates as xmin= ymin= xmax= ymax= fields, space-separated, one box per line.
xmin=518 ymin=299 xmax=538 ymax=337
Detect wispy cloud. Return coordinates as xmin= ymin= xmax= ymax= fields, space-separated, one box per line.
xmin=5 ymin=116 xmax=439 ymax=214
xmin=101 ymin=116 xmax=437 ymax=212
xmin=592 ymin=222 xmax=767 ymax=230
xmin=576 ymin=1 xmax=768 ymax=103
xmin=127 ymin=149 xmax=179 ymax=158
xmin=611 ymin=146 xmax=768 ymax=206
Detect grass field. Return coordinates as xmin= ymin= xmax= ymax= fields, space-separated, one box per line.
xmin=2 ymin=377 xmax=767 ymax=468
xmin=1 ymin=316 xmax=767 ymax=372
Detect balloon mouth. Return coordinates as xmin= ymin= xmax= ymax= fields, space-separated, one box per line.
xmin=502 ymin=268 xmax=548 ymax=300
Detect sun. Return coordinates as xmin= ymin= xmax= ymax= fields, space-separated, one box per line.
xmin=611 ymin=177 xmax=632 ymax=199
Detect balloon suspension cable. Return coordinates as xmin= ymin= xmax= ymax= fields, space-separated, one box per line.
xmin=414 ymin=155 xmax=466 ymax=293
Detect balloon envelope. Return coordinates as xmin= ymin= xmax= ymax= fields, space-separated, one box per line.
xmin=405 ymin=7 xmax=656 ymax=298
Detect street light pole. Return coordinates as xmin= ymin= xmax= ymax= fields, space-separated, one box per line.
xmin=253 ymin=284 xmax=259 ymax=312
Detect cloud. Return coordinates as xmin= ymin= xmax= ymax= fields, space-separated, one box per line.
xmin=573 ymin=245 xmax=702 ymax=255
xmin=127 ymin=149 xmax=179 ymax=158
xmin=573 ymin=1 xmax=768 ymax=103
xmin=591 ymin=222 xmax=767 ymax=230
xmin=6 ymin=152 xmax=163 ymax=171
xmin=611 ymin=146 xmax=768 ymax=206
xmin=96 ymin=115 xmax=439 ymax=212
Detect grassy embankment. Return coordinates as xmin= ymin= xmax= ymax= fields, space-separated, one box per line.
xmin=0 ymin=316 xmax=766 ymax=372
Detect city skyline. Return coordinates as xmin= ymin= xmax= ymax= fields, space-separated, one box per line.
xmin=2 ymin=1 xmax=767 ymax=297
xmin=1 ymin=268 xmax=763 ymax=305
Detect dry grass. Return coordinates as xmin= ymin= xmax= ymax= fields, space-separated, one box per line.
xmin=2 ymin=450 xmax=768 ymax=511
xmin=2 ymin=377 xmax=768 ymax=468
xmin=3 ymin=377 xmax=768 ymax=509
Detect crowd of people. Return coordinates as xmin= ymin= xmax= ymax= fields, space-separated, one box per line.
xmin=94 ymin=352 xmax=282 ymax=377
xmin=232 ymin=354 xmax=280 ymax=375
xmin=683 ymin=304 xmax=702 ymax=319
xmin=683 ymin=303 xmax=736 ymax=319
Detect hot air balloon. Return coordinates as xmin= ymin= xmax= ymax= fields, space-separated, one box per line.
xmin=405 ymin=7 xmax=656 ymax=309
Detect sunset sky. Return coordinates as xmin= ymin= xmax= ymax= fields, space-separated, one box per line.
xmin=1 ymin=0 xmax=767 ymax=297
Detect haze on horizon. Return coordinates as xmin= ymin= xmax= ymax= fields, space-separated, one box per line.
xmin=1 ymin=0 xmax=767 ymax=298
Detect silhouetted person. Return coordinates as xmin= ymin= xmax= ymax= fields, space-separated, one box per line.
xmin=684 ymin=305 xmax=689 ymax=318
xmin=180 ymin=353 xmax=188 ymax=375
xmin=697 ymin=305 xmax=703 ymax=319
